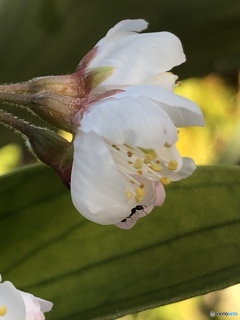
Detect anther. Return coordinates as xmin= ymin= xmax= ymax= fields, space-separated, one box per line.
xmin=135 ymin=196 xmax=143 ymax=203
xmin=144 ymin=153 xmax=153 ymax=164
xmin=0 ymin=306 xmax=7 ymax=316
xmin=176 ymin=81 xmax=182 ymax=87
xmin=136 ymin=186 xmax=144 ymax=198
xmin=133 ymin=158 xmax=143 ymax=169
xmin=149 ymin=164 xmax=162 ymax=172
xmin=127 ymin=151 xmax=133 ymax=157
xmin=111 ymin=144 xmax=120 ymax=151
xmin=164 ymin=143 xmax=171 ymax=148
xmin=168 ymin=160 xmax=178 ymax=170
xmin=126 ymin=191 xmax=132 ymax=200
xmin=160 ymin=177 xmax=171 ymax=185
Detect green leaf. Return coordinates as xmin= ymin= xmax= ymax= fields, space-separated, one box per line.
xmin=1 ymin=165 xmax=240 ymax=320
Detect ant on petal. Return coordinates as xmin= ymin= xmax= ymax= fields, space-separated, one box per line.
xmin=121 ymin=205 xmax=147 ymax=223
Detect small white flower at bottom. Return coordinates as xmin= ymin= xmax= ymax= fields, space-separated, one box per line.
xmin=0 ymin=275 xmax=53 ymax=320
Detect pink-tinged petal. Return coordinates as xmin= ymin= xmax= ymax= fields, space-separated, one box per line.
xmin=115 ymin=214 xmax=139 ymax=230
xmin=154 ymin=182 xmax=166 ymax=206
xmin=89 ymin=31 xmax=185 ymax=86
xmin=115 ymin=203 xmax=153 ymax=230
xmin=0 ymin=281 xmax=26 ymax=319
xmin=80 ymin=96 xmax=178 ymax=149
xmin=71 ymin=131 xmax=132 ymax=224
xmin=116 ymin=85 xmax=204 ymax=127
xmin=19 ymin=291 xmax=53 ymax=319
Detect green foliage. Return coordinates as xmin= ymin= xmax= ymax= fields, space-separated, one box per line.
xmin=1 ymin=165 xmax=240 ymax=319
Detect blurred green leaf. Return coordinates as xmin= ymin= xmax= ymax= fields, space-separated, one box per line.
xmin=1 ymin=165 xmax=240 ymax=319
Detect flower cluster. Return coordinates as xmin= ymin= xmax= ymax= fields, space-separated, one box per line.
xmin=0 ymin=275 xmax=53 ymax=320
xmin=0 ymin=19 xmax=204 ymax=230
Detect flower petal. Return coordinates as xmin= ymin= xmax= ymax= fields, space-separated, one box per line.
xmin=36 ymin=297 xmax=53 ymax=313
xmin=96 ymin=19 xmax=148 ymax=47
xmin=71 ymin=131 xmax=132 ymax=224
xmin=80 ymin=97 xmax=178 ymax=149
xmin=157 ymin=144 xmax=183 ymax=173
xmin=89 ymin=26 xmax=185 ymax=85
xmin=170 ymin=157 xmax=196 ymax=181
xmin=160 ymin=156 xmax=196 ymax=181
xmin=154 ymin=182 xmax=166 ymax=206
xmin=0 ymin=281 xmax=26 ymax=319
xmin=142 ymin=72 xmax=178 ymax=91
xmin=115 ymin=178 xmax=165 ymax=230
xmin=19 ymin=290 xmax=53 ymax=318
xmin=116 ymin=85 xmax=205 ymax=127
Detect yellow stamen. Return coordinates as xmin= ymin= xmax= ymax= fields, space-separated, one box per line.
xmin=128 ymin=161 xmax=133 ymax=164
xmin=144 ymin=153 xmax=153 ymax=164
xmin=127 ymin=151 xmax=133 ymax=157
xmin=164 ymin=143 xmax=171 ymax=148
xmin=135 ymin=196 xmax=143 ymax=203
xmin=176 ymin=81 xmax=182 ymax=87
xmin=137 ymin=170 xmax=143 ymax=175
xmin=160 ymin=177 xmax=171 ymax=185
xmin=111 ymin=144 xmax=120 ymax=151
xmin=136 ymin=186 xmax=144 ymax=198
xmin=168 ymin=160 xmax=178 ymax=170
xmin=0 ymin=306 xmax=7 ymax=316
xmin=149 ymin=164 xmax=162 ymax=172
xmin=139 ymin=148 xmax=157 ymax=159
xmin=133 ymin=158 xmax=143 ymax=169
xmin=135 ymin=186 xmax=145 ymax=203
xmin=126 ymin=191 xmax=132 ymax=200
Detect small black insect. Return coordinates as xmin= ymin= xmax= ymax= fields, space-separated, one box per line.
xmin=121 ymin=205 xmax=147 ymax=223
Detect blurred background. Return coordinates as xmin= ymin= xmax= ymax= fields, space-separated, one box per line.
xmin=0 ymin=0 xmax=239 ymax=319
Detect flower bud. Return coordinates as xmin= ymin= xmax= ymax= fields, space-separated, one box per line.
xmin=0 ymin=65 xmax=114 ymax=132
xmin=0 ymin=109 xmax=72 ymax=187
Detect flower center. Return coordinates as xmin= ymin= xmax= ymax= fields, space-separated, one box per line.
xmin=109 ymin=143 xmax=178 ymax=203
xmin=0 ymin=306 xmax=7 ymax=316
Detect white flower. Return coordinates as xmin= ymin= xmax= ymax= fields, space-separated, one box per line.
xmin=71 ymin=19 xmax=205 ymax=229
xmin=84 ymin=19 xmax=185 ymax=91
xmin=0 ymin=275 xmax=53 ymax=320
